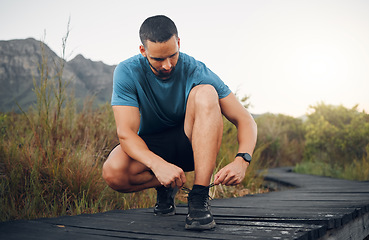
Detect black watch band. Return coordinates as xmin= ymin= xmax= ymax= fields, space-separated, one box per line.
xmin=235 ymin=153 xmax=252 ymax=163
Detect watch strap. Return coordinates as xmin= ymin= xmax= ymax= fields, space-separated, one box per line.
xmin=235 ymin=153 xmax=252 ymax=163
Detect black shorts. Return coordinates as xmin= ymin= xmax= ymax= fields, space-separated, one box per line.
xmin=111 ymin=124 xmax=194 ymax=172
xmin=140 ymin=125 xmax=194 ymax=172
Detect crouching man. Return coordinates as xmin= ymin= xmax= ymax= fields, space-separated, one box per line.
xmin=103 ymin=15 xmax=257 ymax=230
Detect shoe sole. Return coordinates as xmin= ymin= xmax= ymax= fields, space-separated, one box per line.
xmin=185 ymin=220 xmax=216 ymax=230
xmin=154 ymin=210 xmax=176 ymax=216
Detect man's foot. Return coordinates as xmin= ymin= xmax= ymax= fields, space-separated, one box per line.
xmin=154 ymin=186 xmax=178 ymax=216
xmin=185 ymin=185 xmax=216 ymax=230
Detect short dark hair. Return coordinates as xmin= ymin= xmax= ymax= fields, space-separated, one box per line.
xmin=139 ymin=15 xmax=178 ymax=47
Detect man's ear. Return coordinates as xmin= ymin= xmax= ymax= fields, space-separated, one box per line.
xmin=177 ymin=37 xmax=181 ymax=50
xmin=139 ymin=45 xmax=147 ymax=57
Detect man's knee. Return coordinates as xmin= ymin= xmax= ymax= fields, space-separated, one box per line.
xmin=190 ymin=85 xmax=220 ymax=110
xmin=102 ymin=160 xmax=131 ymax=193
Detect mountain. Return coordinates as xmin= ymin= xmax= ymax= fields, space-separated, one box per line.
xmin=0 ymin=38 xmax=116 ymax=112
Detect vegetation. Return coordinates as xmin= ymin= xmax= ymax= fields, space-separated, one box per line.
xmin=255 ymin=113 xmax=305 ymax=168
xmin=1 ymin=32 xmax=368 ymax=222
xmin=0 ymin=39 xmax=267 ymax=222
xmin=0 ymin=37 xmax=121 ymax=221
xmin=294 ymin=103 xmax=369 ymax=181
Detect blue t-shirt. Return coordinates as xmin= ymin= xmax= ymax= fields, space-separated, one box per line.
xmin=111 ymin=52 xmax=231 ymax=135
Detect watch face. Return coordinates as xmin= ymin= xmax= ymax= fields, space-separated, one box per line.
xmin=236 ymin=153 xmax=252 ymax=162
xmin=244 ymin=153 xmax=252 ymax=162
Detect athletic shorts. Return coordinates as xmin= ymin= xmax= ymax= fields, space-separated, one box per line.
xmin=111 ymin=124 xmax=194 ymax=172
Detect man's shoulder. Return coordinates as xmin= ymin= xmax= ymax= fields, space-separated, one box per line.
xmin=113 ymin=55 xmax=147 ymax=86
xmin=116 ymin=54 xmax=145 ymax=72
xmin=180 ymin=52 xmax=200 ymax=65
xmin=179 ymin=52 xmax=208 ymax=74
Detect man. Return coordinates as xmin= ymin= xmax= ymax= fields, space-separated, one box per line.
xmin=103 ymin=15 xmax=257 ymax=230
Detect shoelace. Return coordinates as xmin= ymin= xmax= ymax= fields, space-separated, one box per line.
xmin=182 ymin=183 xmax=215 ymax=206
xmin=181 ymin=182 xmax=215 ymax=194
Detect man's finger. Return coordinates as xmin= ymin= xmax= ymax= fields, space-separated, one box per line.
xmin=222 ymin=176 xmax=230 ymax=186
xmin=180 ymin=171 xmax=186 ymax=186
xmin=215 ymin=172 xmax=227 ymax=185
xmin=174 ymin=177 xmax=182 ymax=188
xmin=228 ymin=178 xmax=238 ymax=186
xmin=223 ymin=174 xmax=236 ymax=186
xmin=214 ymin=168 xmax=225 ymax=185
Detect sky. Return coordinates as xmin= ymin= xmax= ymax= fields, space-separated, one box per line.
xmin=1 ymin=0 xmax=369 ymax=117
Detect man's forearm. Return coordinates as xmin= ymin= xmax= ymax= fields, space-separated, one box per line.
xmin=236 ymin=116 xmax=257 ymax=157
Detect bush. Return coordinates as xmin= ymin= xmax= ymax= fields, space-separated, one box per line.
xmin=303 ymin=103 xmax=369 ymax=165
xmin=295 ymin=103 xmax=369 ymax=180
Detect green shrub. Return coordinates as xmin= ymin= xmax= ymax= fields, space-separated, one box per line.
xmin=295 ymin=103 xmax=369 ymax=180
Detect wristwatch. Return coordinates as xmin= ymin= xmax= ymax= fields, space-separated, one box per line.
xmin=235 ymin=153 xmax=252 ymax=163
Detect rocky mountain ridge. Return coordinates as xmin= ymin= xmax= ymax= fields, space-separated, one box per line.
xmin=0 ymin=38 xmax=115 ymax=112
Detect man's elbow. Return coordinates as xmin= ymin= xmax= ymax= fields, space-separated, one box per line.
xmin=116 ymin=127 xmax=136 ymax=141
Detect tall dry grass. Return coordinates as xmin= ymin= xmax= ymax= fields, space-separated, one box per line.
xmin=0 ymin=35 xmax=122 ymax=221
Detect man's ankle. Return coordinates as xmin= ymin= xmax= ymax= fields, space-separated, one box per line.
xmin=192 ymin=184 xmax=208 ymax=190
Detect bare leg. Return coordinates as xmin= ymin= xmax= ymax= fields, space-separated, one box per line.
xmin=184 ymin=85 xmax=223 ymax=186
xmin=102 ymin=145 xmax=161 ymax=193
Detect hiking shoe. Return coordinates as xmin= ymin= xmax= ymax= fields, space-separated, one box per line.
xmin=185 ymin=184 xmax=216 ymax=230
xmin=154 ymin=186 xmax=178 ymax=216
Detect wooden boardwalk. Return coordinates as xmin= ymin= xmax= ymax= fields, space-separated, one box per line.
xmin=1 ymin=167 xmax=369 ymax=240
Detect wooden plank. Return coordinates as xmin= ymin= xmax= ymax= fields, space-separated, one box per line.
xmin=58 ymin=209 xmax=324 ymax=237
xmin=0 ymin=220 xmax=108 ymax=240
xmin=37 ymin=211 xmax=315 ymax=240
xmin=1 ymin=167 xmax=369 ymax=239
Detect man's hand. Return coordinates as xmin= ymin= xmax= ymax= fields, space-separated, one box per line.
xmin=151 ymin=160 xmax=186 ymax=188
xmin=214 ymin=158 xmax=248 ymax=186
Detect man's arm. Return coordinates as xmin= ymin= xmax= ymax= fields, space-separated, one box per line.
xmin=214 ymin=93 xmax=257 ymax=186
xmin=112 ymin=105 xmax=186 ymax=188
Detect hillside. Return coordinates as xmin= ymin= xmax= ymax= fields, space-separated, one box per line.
xmin=0 ymin=38 xmax=115 ymax=112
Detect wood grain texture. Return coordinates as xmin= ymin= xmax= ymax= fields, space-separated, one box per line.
xmin=1 ymin=167 xmax=369 ymax=239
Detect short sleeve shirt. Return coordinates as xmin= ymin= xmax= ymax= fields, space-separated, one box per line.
xmin=111 ymin=52 xmax=231 ymax=135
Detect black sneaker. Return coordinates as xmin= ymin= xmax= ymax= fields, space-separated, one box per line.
xmin=185 ymin=184 xmax=216 ymax=230
xmin=154 ymin=186 xmax=178 ymax=216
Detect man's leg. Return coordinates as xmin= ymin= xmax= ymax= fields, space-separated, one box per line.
xmin=184 ymin=84 xmax=223 ymax=230
xmin=184 ymin=84 xmax=223 ymax=185
xmin=103 ymin=134 xmax=183 ymax=216
xmin=102 ymin=145 xmax=161 ymax=193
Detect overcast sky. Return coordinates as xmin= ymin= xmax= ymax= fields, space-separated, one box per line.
xmin=1 ymin=0 xmax=369 ymax=117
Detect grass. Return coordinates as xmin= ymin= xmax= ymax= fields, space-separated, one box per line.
xmin=0 ymin=105 xmax=267 ymax=222
xmin=294 ymin=150 xmax=369 ymax=181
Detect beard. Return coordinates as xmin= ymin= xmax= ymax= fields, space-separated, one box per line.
xmin=146 ymin=58 xmax=175 ymax=79
xmin=156 ymin=68 xmax=175 ymax=78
